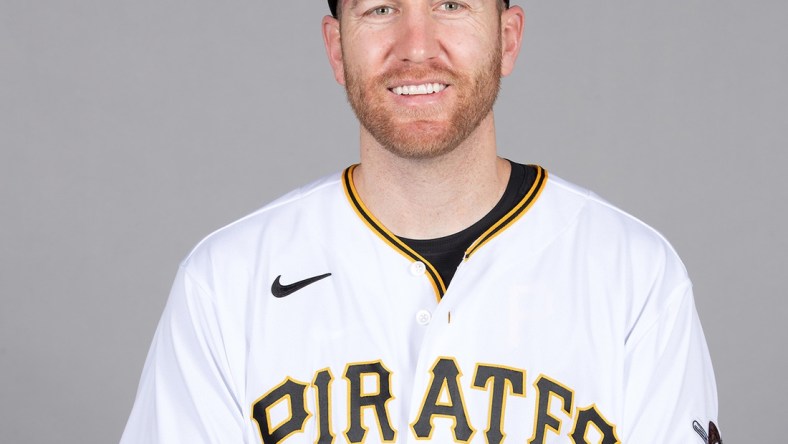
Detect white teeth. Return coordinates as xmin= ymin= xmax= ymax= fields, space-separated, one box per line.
xmin=392 ymin=83 xmax=447 ymax=96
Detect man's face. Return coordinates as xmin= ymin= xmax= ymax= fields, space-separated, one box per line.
xmin=334 ymin=0 xmax=507 ymax=159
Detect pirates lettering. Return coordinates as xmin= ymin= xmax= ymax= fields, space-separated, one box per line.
xmin=251 ymin=359 xmax=618 ymax=443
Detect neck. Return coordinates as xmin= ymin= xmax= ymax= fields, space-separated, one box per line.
xmin=353 ymin=113 xmax=511 ymax=239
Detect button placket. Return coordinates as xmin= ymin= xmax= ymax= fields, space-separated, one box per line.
xmin=416 ymin=309 xmax=432 ymax=326
xmin=408 ymin=261 xmax=436 ymax=327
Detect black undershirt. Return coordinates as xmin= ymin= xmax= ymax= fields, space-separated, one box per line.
xmin=399 ymin=161 xmax=537 ymax=287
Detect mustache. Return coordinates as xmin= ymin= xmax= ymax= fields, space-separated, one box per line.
xmin=376 ymin=63 xmax=459 ymax=86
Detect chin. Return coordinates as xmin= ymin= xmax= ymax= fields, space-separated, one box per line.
xmin=376 ymin=125 xmax=465 ymax=160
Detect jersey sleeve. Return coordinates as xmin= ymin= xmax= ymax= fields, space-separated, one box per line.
xmin=120 ymin=265 xmax=252 ymax=444
xmin=622 ymin=279 xmax=720 ymax=442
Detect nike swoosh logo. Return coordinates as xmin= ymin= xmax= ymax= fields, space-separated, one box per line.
xmin=271 ymin=273 xmax=332 ymax=298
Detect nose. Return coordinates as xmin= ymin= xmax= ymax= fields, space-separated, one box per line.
xmin=393 ymin=9 xmax=440 ymax=63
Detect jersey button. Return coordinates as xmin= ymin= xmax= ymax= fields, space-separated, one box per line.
xmin=416 ymin=309 xmax=432 ymax=326
xmin=410 ymin=261 xmax=426 ymax=276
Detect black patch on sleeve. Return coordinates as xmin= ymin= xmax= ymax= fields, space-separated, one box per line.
xmin=708 ymin=421 xmax=723 ymax=444
xmin=693 ymin=420 xmax=723 ymax=444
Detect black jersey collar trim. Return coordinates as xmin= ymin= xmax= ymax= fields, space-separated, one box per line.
xmin=343 ymin=165 xmax=447 ymax=300
xmin=464 ymin=165 xmax=547 ymax=259
xmin=341 ymin=164 xmax=548 ymax=300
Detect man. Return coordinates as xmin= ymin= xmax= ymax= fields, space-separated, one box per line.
xmin=122 ymin=1 xmax=720 ymax=443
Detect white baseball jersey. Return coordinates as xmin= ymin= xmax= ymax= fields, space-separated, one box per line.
xmin=121 ymin=165 xmax=719 ymax=443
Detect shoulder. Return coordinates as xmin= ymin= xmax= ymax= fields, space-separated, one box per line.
xmin=525 ymin=171 xmax=695 ymax=339
xmin=533 ymin=171 xmax=690 ymax=310
xmin=179 ymin=171 xmax=346 ymax=274
xmin=543 ymin=173 xmax=686 ymax=272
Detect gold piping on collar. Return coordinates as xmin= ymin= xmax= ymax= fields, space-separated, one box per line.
xmin=341 ymin=164 xmax=547 ymax=300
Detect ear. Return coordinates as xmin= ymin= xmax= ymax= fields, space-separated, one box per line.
xmin=322 ymin=15 xmax=346 ymax=85
xmin=500 ymin=5 xmax=525 ymax=77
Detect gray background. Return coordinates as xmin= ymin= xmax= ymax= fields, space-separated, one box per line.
xmin=1 ymin=1 xmax=785 ymax=443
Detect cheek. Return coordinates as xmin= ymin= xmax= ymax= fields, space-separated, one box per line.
xmin=447 ymin=39 xmax=497 ymax=72
xmin=343 ymin=38 xmax=386 ymax=77
xmin=441 ymin=22 xmax=499 ymax=66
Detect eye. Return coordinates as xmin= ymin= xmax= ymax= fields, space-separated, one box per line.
xmin=438 ymin=1 xmax=464 ymax=12
xmin=368 ymin=5 xmax=394 ymax=16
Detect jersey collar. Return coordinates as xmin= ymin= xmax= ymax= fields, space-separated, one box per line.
xmin=341 ymin=164 xmax=547 ymax=300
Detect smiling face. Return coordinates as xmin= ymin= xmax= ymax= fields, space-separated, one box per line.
xmin=324 ymin=0 xmax=523 ymax=160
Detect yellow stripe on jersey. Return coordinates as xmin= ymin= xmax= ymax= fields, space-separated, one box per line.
xmin=341 ymin=164 xmax=548 ymax=298
xmin=342 ymin=165 xmax=447 ymax=301
xmin=464 ymin=165 xmax=547 ymax=259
